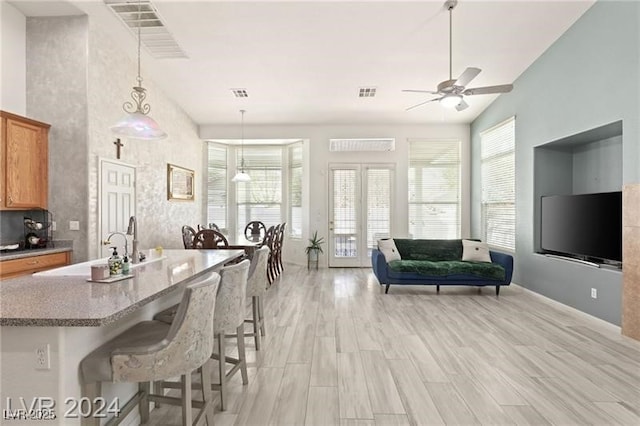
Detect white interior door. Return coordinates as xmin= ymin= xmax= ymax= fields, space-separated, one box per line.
xmin=99 ymin=159 xmax=136 ymax=258
xmin=328 ymin=164 xmax=393 ymax=267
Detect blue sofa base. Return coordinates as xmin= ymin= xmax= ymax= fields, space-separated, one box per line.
xmin=371 ymin=248 xmax=514 ymax=295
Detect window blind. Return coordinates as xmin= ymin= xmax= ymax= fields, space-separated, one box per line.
xmin=206 ymin=144 xmax=227 ymax=229
xmin=408 ymin=140 xmax=461 ymax=239
xmin=288 ymin=143 xmax=303 ymax=238
xmin=236 ymin=146 xmax=283 ymax=233
xmin=481 ymin=117 xmax=515 ymax=251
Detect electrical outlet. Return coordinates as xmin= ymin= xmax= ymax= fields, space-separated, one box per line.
xmin=69 ymin=221 xmax=80 ymax=231
xmin=51 ymin=221 xmax=56 ymax=231
xmin=35 ymin=344 xmax=50 ymax=370
xmin=591 ymin=288 xmax=598 ymax=299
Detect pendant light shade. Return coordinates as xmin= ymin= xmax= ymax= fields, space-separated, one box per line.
xmin=232 ymin=109 xmax=251 ymax=183
xmin=110 ymin=0 xmax=167 ymax=140
xmin=111 ymin=111 xmax=167 ymax=140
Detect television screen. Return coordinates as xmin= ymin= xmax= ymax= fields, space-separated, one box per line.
xmin=540 ymin=191 xmax=622 ymax=263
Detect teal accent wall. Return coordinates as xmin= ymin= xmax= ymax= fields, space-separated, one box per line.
xmin=470 ymin=1 xmax=640 ymax=325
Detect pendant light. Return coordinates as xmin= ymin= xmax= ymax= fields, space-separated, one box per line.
xmin=232 ymin=110 xmax=251 ymax=182
xmin=110 ymin=0 xmax=167 ymax=140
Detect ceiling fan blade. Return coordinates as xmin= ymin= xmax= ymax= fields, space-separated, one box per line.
xmin=405 ymin=97 xmax=441 ymax=111
xmin=402 ymin=89 xmax=439 ymax=94
xmin=455 ymin=98 xmax=469 ymax=112
xmin=454 ymin=67 xmax=481 ymax=87
xmin=463 ymin=84 xmax=513 ymax=96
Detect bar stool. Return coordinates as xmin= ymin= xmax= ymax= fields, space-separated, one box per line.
xmin=155 ymin=259 xmax=251 ymax=411
xmin=244 ymin=245 xmax=269 ymax=350
xmin=211 ymin=259 xmax=250 ymax=410
xmin=79 ymin=273 xmax=220 ymax=426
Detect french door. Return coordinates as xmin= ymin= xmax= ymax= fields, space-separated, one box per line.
xmin=328 ymin=164 xmax=394 ymax=267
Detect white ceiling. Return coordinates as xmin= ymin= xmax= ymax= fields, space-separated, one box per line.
xmin=9 ymin=0 xmax=595 ymax=126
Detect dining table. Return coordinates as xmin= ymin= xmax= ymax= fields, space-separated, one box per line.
xmin=222 ymin=232 xmax=263 ymax=259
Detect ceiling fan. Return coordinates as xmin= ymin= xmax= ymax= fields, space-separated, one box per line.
xmin=403 ymin=0 xmax=513 ymax=112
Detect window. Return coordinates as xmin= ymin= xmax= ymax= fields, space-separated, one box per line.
xmin=206 ymin=144 xmax=227 ymax=229
xmin=288 ymin=143 xmax=303 ymax=238
xmin=481 ymin=117 xmax=515 ymax=251
xmin=236 ymin=146 xmax=283 ymax=233
xmin=408 ymin=140 xmax=461 ymax=239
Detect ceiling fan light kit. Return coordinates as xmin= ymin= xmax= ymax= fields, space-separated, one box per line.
xmin=440 ymin=94 xmax=463 ymax=108
xmin=403 ymin=0 xmax=513 ymax=113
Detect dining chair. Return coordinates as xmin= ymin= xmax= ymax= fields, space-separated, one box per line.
xmin=198 ymin=223 xmax=220 ymax=232
xmin=192 ymin=229 xmax=229 ymax=249
xmin=244 ymin=221 xmax=267 ymax=242
xmin=181 ymin=225 xmax=197 ymax=249
xmin=263 ymin=225 xmax=276 ymax=284
xmin=275 ymin=222 xmax=286 ymax=275
xmin=80 ymin=273 xmax=220 ymax=426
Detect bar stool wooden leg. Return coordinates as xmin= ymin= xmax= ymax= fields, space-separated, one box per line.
xmin=237 ymin=323 xmax=249 ymax=385
xmin=216 ymin=333 xmax=227 ymax=411
xmin=258 ymin=296 xmax=266 ymax=338
xmin=252 ymin=296 xmax=261 ymax=350
xmin=181 ymin=373 xmax=193 ymax=426
xmin=139 ymin=382 xmax=150 ymax=424
xmin=80 ymin=383 xmax=101 ymax=426
xmin=200 ymin=360 xmax=215 ymax=426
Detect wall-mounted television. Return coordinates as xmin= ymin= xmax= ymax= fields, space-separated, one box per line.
xmin=540 ymin=191 xmax=622 ymax=264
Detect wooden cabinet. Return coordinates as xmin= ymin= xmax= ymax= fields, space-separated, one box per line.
xmin=0 ymin=111 xmax=50 ymax=210
xmin=0 ymin=251 xmax=71 ymax=280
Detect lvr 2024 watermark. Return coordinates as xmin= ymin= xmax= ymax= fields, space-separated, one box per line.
xmin=3 ymin=397 xmax=120 ymax=421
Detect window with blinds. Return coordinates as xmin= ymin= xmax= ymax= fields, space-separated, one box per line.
xmin=236 ymin=146 xmax=283 ymax=233
xmin=206 ymin=144 xmax=227 ymax=229
xmin=408 ymin=140 xmax=461 ymax=239
xmin=481 ymin=117 xmax=515 ymax=251
xmin=288 ymin=143 xmax=303 ymax=238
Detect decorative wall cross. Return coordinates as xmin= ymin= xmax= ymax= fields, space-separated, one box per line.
xmin=114 ymin=138 xmax=124 ymax=159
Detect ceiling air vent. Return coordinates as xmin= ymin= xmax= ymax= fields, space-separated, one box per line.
xmin=359 ymin=87 xmax=377 ymax=97
xmin=231 ymin=88 xmax=249 ymax=98
xmin=104 ymin=0 xmax=188 ymax=59
xmin=329 ymin=138 xmax=395 ymax=152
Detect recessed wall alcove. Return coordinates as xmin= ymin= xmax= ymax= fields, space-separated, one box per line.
xmin=533 ymin=120 xmax=623 ymax=252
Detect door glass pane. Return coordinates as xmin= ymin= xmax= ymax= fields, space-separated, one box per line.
xmin=367 ymin=168 xmax=391 ymax=256
xmin=332 ymin=169 xmax=357 ymax=258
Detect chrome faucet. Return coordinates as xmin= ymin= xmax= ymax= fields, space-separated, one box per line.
xmin=126 ymin=216 xmax=140 ymax=264
xmin=103 ymin=232 xmax=129 ymax=257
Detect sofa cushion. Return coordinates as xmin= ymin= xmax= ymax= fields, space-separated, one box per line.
xmin=393 ymin=239 xmax=463 ymax=261
xmin=377 ymin=239 xmax=401 ymax=262
xmin=462 ymin=240 xmax=491 ymax=262
xmin=388 ymin=259 xmax=505 ymax=281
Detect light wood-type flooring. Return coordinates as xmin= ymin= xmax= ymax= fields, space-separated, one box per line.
xmin=149 ymin=265 xmax=640 ymax=425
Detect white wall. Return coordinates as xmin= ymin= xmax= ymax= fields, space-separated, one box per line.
xmin=0 ymin=1 xmax=26 ymax=114
xmin=200 ymin=123 xmax=470 ymax=266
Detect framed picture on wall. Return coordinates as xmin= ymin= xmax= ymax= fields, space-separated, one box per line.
xmin=167 ymin=164 xmax=194 ymax=201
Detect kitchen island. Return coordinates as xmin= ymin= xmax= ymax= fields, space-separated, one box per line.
xmin=0 ymin=249 xmax=243 ymax=425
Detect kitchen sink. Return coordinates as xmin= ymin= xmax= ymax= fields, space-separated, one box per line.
xmin=33 ymin=253 xmax=167 ymax=277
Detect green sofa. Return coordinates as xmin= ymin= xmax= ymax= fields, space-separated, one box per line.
xmin=371 ymin=239 xmax=514 ymax=294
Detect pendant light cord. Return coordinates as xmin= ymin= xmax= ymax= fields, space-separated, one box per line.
xmin=448 ymin=4 xmax=453 ymax=81
xmin=137 ymin=0 xmax=142 ymax=87
xmin=240 ymin=109 xmax=246 ymax=170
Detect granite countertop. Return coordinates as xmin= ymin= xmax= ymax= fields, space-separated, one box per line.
xmin=0 ymin=240 xmax=73 ymax=261
xmin=0 ymin=249 xmax=243 ymax=327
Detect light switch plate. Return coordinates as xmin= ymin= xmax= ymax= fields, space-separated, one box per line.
xmin=51 ymin=221 xmax=56 ymax=231
xmin=69 ymin=221 xmax=80 ymax=231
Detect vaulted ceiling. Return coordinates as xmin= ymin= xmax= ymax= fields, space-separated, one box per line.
xmin=10 ymin=0 xmax=595 ymax=125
